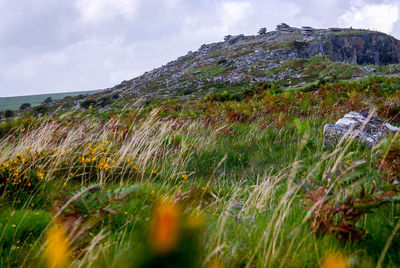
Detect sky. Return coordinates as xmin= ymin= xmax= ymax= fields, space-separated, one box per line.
xmin=0 ymin=0 xmax=399 ymax=97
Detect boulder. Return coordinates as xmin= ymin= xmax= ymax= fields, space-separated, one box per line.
xmin=323 ymin=111 xmax=399 ymax=147
xmin=224 ymin=34 xmax=245 ymax=44
xmin=258 ymin=27 xmax=267 ymax=35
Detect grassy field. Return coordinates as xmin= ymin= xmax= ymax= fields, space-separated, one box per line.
xmin=0 ymin=90 xmax=103 ymax=111
xmin=0 ymin=76 xmax=400 ymax=267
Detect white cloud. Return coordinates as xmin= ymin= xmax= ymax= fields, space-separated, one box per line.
xmin=4 ymin=51 xmax=67 ymax=80
xmin=161 ymin=0 xmax=182 ymax=9
xmin=339 ymin=2 xmax=400 ymax=33
xmin=75 ymin=0 xmax=140 ymax=25
xmin=219 ymin=1 xmax=253 ymax=34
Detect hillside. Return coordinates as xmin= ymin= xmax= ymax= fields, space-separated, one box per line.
xmin=1 ymin=26 xmax=400 ymax=267
xmin=44 ymin=24 xmax=400 ymax=111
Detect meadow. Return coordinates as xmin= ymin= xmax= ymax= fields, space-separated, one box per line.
xmin=0 ymin=76 xmax=400 ymax=267
xmin=0 ymin=90 xmax=102 ymax=112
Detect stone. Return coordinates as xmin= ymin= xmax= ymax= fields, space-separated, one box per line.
xmin=224 ymin=34 xmax=245 ymax=44
xmin=323 ymin=111 xmax=399 ymax=147
xmin=301 ymin=26 xmax=314 ymax=36
xmin=276 ymin=23 xmax=297 ymax=33
xmin=258 ymin=27 xmax=267 ymax=35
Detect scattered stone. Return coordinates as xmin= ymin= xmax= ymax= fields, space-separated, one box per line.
xmin=224 ymin=34 xmax=245 ymax=44
xmin=276 ymin=23 xmax=297 ymax=33
xmin=224 ymin=35 xmax=232 ymax=42
xmin=329 ymin=27 xmax=342 ymax=33
xmin=258 ymin=27 xmax=267 ymax=35
xmin=323 ymin=111 xmax=399 ymax=147
xmin=301 ymin=26 xmax=314 ymax=36
xmin=362 ymin=66 xmax=377 ymax=74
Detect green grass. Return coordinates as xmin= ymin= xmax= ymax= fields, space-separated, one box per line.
xmin=0 ymin=90 xmax=102 ymax=111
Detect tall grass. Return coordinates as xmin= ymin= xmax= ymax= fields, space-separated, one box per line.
xmin=0 ymin=108 xmax=399 ymax=267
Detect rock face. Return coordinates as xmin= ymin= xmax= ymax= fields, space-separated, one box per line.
xmin=324 ymin=111 xmax=399 ymax=147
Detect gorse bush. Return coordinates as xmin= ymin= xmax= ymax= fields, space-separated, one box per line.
xmin=0 ymin=152 xmax=46 ymax=199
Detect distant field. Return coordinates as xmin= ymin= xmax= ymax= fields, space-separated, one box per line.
xmin=0 ymin=90 xmax=103 ymax=111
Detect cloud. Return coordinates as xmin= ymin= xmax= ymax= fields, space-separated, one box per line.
xmin=0 ymin=0 xmax=400 ymax=97
xmin=219 ymin=1 xmax=253 ymax=34
xmin=339 ymin=2 xmax=400 ymax=33
xmin=75 ymin=0 xmax=140 ymax=25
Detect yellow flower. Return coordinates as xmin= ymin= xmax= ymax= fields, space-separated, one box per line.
xmin=11 ymin=224 xmax=16 ymax=228
xmin=182 ymin=174 xmax=188 ymax=180
xmin=151 ymin=169 xmax=157 ymax=175
xmin=150 ymin=201 xmax=180 ymax=255
xmin=133 ymin=165 xmax=139 ymax=170
xmin=208 ymin=259 xmax=225 ymax=268
xmin=320 ymin=253 xmax=349 ymax=268
xmin=37 ymin=172 xmax=45 ymax=180
xmin=104 ymin=164 xmax=109 ymax=171
xmin=44 ymin=223 xmax=71 ymax=268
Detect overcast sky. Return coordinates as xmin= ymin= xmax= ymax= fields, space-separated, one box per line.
xmin=0 ymin=0 xmax=399 ymax=97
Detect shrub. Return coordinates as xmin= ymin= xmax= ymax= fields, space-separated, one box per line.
xmin=42 ymin=97 xmax=52 ymax=104
xmin=99 ymin=96 xmax=113 ymax=107
xmin=33 ymin=105 xmax=48 ymax=115
xmin=80 ymin=99 xmax=97 ymax=109
xmin=20 ymin=103 xmax=31 ymax=110
xmin=4 ymin=110 xmax=14 ymax=118
xmin=0 ymin=152 xmax=46 ymax=199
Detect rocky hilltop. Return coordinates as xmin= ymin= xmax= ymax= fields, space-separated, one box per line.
xmin=43 ymin=24 xmax=400 ymax=111
xmin=104 ymin=24 xmax=400 ymax=103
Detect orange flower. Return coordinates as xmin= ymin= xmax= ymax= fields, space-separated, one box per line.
xmin=320 ymin=253 xmax=349 ymax=268
xmin=150 ymin=200 xmax=180 ymax=255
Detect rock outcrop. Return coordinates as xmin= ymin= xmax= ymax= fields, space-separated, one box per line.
xmin=324 ymin=111 xmax=399 ymax=147
xmin=105 ymin=25 xmax=400 ymax=102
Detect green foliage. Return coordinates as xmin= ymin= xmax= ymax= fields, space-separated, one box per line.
xmin=4 ymin=110 xmax=14 ymax=118
xmin=19 ymin=103 xmax=31 ymax=110
xmin=81 ymin=99 xmax=98 ymax=109
xmin=0 ymin=209 xmax=51 ymax=267
xmin=32 ymin=105 xmax=48 ymax=115
xmin=42 ymin=97 xmax=52 ymax=104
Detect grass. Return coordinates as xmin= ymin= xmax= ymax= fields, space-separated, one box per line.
xmin=0 ymin=76 xmax=400 ymax=267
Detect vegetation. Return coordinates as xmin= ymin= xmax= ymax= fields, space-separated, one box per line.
xmin=19 ymin=103 xmax=31 ymax=110
xmin=0 ymin=90 xmax=102 ymax=112
xmin=0 ymin=76 xmax=400 ymax=267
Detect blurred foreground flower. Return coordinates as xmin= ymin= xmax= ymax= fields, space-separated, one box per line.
xmin=150 ymin=200 xmax=180 ymax=255
xmin=44 ymin=223 xmax=71 ymax=268
xmin=208 ymin=259 xmax=225 ymax=268
xmin=320 ymin=253 xmax=349 ymax=268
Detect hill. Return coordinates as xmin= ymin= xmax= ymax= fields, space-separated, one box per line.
xmin=46 ymin=24 xmax=400 ymax=111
